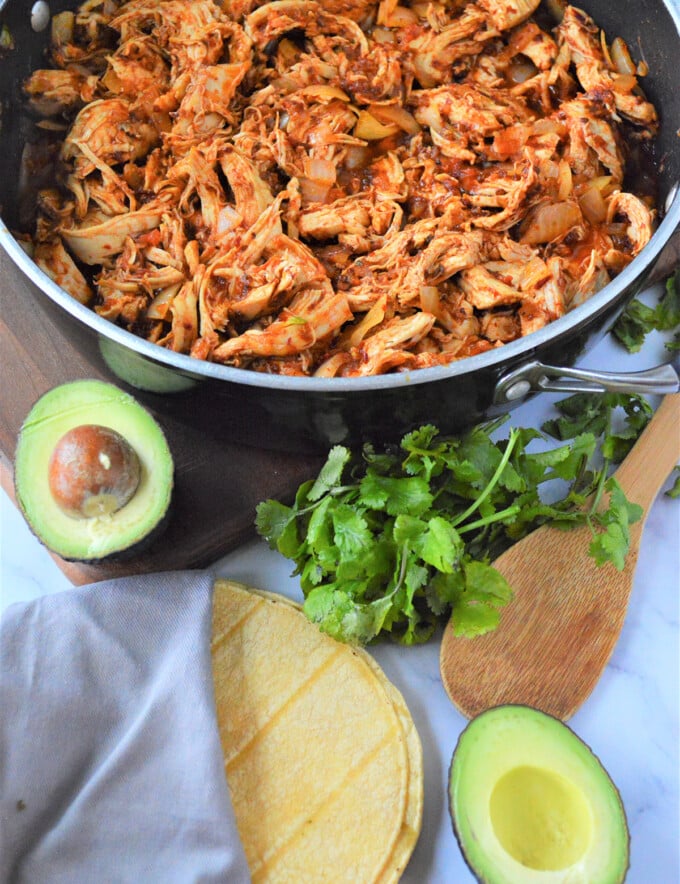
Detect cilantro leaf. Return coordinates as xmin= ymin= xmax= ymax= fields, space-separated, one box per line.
xmin=612 ymin=300 xmax=658 ymax=352
xmin=657 ymin=270 xmax=680 ymax=329
xmin=542 ymin=393 xmax=652 ymax=464
xmin=419 ymin=517 xmax=464 ymax=572
xmin=394 ymin=514 xmax=464 ymax=573
xmin=331 ymin=504 xmax=372 ymax=557
xmin=542 ymin=393 xmax=611 ymax=440
xmin=255 ymin=499 xmax=298 ymax=555
xmin=401 ymin=424 xmax=447 ymax=480
xmin=588 ymin=522 xmax=629 ymax=569
xmin=303 ymin=587 xmax=393 ymax=645
xmin=359 ymin=472 xmax=433 ymax=516
xmin=587 ymin=478 xmax=643 ymax=570
xmin=613 ymin=268 xmax=680 ymax=351
xmin=449 ymin=562 xmax=513 ymax=638
xmin=307 ymin=446 xmax=350 ymax=501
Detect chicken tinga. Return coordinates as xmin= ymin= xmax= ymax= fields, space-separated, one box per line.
xmin=23 ymin=0 xmax=659 ymax=377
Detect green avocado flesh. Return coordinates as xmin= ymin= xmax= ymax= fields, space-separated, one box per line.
xmin=449 ymin=705 xmax=629 ymax=884
xmin=15 ymin=380 xmax=174 ymax=561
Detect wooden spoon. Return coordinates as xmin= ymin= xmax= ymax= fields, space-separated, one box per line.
xmin=440 ymin=393 xmax=680 ymax=721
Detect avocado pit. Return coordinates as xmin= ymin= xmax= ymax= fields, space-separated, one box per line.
xmin=48 ymin=424 xmax=141 ymax=519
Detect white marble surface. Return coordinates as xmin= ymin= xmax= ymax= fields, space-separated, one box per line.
xmin=1 ymin=305 xmax=679 ymax=882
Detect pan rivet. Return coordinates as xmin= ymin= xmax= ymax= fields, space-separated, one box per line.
xmin=504 ymin=380 xmax=531 ymax=401
xmin=31 ymin=0 xmax=50 ymax=32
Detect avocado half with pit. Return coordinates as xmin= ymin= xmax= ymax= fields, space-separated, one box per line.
xmin=449 ymin=705 xmax=629 ymax=884
xmin=14 ymin=380 xmax=174 ymax=562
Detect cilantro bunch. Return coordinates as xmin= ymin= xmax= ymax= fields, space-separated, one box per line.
xmin=256 ymin=395 xmax=648 ymax=647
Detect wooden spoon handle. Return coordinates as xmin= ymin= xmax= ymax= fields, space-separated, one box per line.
xmin=613 ymin=393 xmax=680 ymax=514
xmin=439 ymin=392 xmax=680 ymax=723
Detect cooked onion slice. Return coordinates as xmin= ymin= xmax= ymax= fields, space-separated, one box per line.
xmin=300 ymin=158 xmax=337 ymax=203
xmin=579 ymin=186 xmax=608 ymax=226
xmin=354 ymin=110 xmax=400 ymax=140
xmin=508 ymin=61 xmax=538 ymax=84
xmin=611 ymin=37 xmax=636 ymax=75
xmin=369 ymin=104 xmax=421 ymax=135
xmin=297 ymin=84 xmax=351 ymax=102
xmin=520 ymin=201 xmax=582 ymax=245
xmin=147 ymin=284 xmax=181 ymax=321
xmin=418 ymin=285 xmax=440 ymax=315
xmin=345 ymin=295 xmax=388 ymax=347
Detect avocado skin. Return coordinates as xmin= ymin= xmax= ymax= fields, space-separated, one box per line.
xmin=448 ymin=704 xmax=630 ymax=884
xmin=14 ymin=380 xmax=175 ymax=564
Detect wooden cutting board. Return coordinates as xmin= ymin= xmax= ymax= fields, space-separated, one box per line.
xmin=0 ymin=248 xmax=323 ymax=586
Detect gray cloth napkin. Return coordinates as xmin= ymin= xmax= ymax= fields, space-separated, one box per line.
xmin=0 ymin=570 xmax=251 ymax=884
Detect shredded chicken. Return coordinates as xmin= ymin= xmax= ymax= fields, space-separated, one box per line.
xmin=24 ymin=0 xmax=659 ymax=377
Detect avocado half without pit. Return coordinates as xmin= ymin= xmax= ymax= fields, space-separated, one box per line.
xmin=449 ymin=705 xmax=629 ymax=884
xmin=14 ymin=380 xmax=174 ymax=562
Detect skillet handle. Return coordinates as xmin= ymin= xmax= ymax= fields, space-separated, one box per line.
xmin=495 ymin=220 xmax=680 ymax=407
xmin=493 ymin=360 xmax=680 ymax=405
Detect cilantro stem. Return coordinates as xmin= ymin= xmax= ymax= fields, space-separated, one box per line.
xmin=457 ymin=504 xmax=522 ymax=534
xmin=388 ymin=543 xmax=410 ymax=600
xmin=586 ymin=396 xmax=613 ymax=519
xmin=587 ymin=462 xmax=610 ymax=517
xmin=294 ymin=485 xmax=357 ymax=519
xmin=397 ymin=542 xmax=409 ymax=585
xmin=451 ymin=430 xmax=519 ymax=528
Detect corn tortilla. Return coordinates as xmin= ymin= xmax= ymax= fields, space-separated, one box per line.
xmin=361 ymin=654 xmax=423 ymax=884
xmin=210 ymin=580 xmax=423 ymax=883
